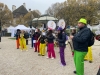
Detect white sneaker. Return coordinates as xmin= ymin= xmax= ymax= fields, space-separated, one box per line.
xmin=51 ymin=57 xmax=55 ymax=59
xmin=46 ymin=57 xmax=49 ymax=59
xmin=26 ymin=50 xmax=28 ymax=51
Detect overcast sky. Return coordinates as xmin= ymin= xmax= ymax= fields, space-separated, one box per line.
xmin=0 ymin=0 xmax=65 ymax=14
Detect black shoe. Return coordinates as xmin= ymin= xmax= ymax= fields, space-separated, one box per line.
xmin=42 ymin=55 xmax=45 ymax=56
xmin=84 ymin=59 xmax=88 ymax=61
xmin=38 ymin=54 xmax=41 ymax=56
xmin=89 ymin=61 xmax=93 ymax=63
xmin=34 ymin=51 xmax=37 ymax=52
xmin=73 ymin=71 xmax=77 ymax=74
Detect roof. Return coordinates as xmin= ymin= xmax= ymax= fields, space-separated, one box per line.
xmin=13 ymin=5 xmax=28 ymax=14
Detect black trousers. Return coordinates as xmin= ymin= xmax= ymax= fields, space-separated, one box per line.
xmin=97 ymin=67 xmax=100 ymax=75
xmin=26 ymin=40 xmax=28 ymax=45
xmin=0 ymin=37 xmax=1 ymax=42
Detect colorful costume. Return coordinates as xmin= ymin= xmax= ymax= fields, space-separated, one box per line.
xmin=46 ymin=31 xmax=56 ymax=59
xmin=72 ymin=18 xmax=91 ymax=75
xmin=57 ymin=27 xmax=66 ymax=66
xmin=15 ymin=30 xmax=20 ymax=49
xmin=84 ymin=47 xmax=93 ymax=62
xmin=20 ymin=33 xmax=27 ymax=51
xmin=24 ymin=32 xmax=29 ymax=45
xmin=33 ymin=32 xmax=40 ymax=52
xmin=39 ymin=35 xmax=46 ymax=56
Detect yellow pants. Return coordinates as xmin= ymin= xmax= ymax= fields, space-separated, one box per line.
xmin=20 ymin=38 xmax=27 ymax=51
xmin=39 ymin=43 xmax=46 ymax=55
xmin=84 ymin=47 xmax=93 ymax=61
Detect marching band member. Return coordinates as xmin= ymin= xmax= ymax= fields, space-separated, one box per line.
xmin=84 ymin=47 xmax=93 ymax=63
xmin=70 ymin=18 xmax=91 ymax=75
xmin=15 ymin=29 xmax=21 ymax=49
xmin=57 ymin=27 xmax=66 ymax=66
xmin=38 ymin=30 xmax=46 ymax=56
xmin=46 ymin=29 xmax=56 ymax=59
xmin=20 ymin=30 xmax=27 ymax=51
xmin=24 ymin=31 xmax=29 ymax=45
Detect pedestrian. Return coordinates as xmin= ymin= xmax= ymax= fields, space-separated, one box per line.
xmin=20 ymin=30 xmax=27 ymax=51
xmin=30 ymin=30 xmax=34 ymax=49
xmin=38 ymin=30 xmax=46 ymax=56
xmin=33 ymin=29 xmax=40 ymax=52
xmin=46 ymin=29 xmax=56 ymax=59
xmin=0 ymin=31 xmax=1 ymax=49
xmin=71 ymin=29 xmax=76 ymax=56
xmin=24 ymin=31 xmax=29 ymax=45
xmin=70 ymin=18 xmax=91 ymax=75
xmin=84 ymin=46 xmax=93 ymax=63
xmin=57 ymin=27 xmax=66 ymax=66
xmin=15 ymin=29 xmax=20 ymax=49
xmin=97 ymin=66 xmax=100 ymax=75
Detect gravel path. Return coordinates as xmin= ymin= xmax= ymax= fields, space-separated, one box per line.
xmin=0 ymin=37 xmax=100 ymax=75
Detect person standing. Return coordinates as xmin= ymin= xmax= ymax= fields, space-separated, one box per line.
xmin=30 ymin=30 xmax=34 ymax=49
xmin=46 ymin=29 xmax=56 ymax=59
xmin=97 ymin=66 xmax=100 ymax=75
xmin=24 ymin=31 xmax=29 ymax=45
xmin=38 ymin=30 xmax=46 ymax=56
xmin=71 ymin=29 xmax=76 ymax=56
xmin=20 ymin=30 xmax=27 ymax=51
xmin=57 ymin=27 xmax=66 ymax=66
xmin=84 ymin=46 xmax=93 ymax=63
xmin=0 ymin=31 xmax=1 ymax=49
xmin=33 ymin=29 xmax=40 ymax=52
xmin=15 ymin=29 xmax=20 ymax=49
xmin=70 ymin=18 xmax=91 ymax=75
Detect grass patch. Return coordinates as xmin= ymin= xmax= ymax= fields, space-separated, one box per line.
xmin=8 ymin=38 xmax=16 ymax=40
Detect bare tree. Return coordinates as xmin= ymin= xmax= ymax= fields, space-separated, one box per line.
xmin=0 ymin=3 xmax=13 ymax=26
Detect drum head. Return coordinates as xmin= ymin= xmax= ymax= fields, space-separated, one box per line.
xmin=47 ymin=21 xmax=56 ymax=30
xmin=58 ymin=19 xmax=65 ymax=29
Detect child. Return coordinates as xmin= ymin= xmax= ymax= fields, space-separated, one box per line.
xmin=38 ymin=30 xmax=46 ymax=56
xmin=15 ymin=29 xmax=20 ymax=49
xmin=57 ymin=27 xmax=66 ymax=66
xmin=20 ymin=30 xmax=27 ymax=51
xmin=46 ymin=29 xmax=56 ymax=59
xmin=84 ymin=46 xmax=93 ymax=63
xmin=33 ymin=29 xmax=40 ymax=52
xmin=24 ymin=31 xmax=29 ymax=45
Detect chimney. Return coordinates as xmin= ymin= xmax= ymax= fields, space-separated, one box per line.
xmin=29 ymin=9 xmax=31 ymax=12
xmin=12 ymin=5 xmax=16 ymax=12
xmin=23 ymin=3 xmax=26 ymax=8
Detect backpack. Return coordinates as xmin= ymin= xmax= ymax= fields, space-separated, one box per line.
xmin=79 ymin=28 xmax=95 ymax=47
xmin=88 ymin=29 xmax=95 ymax=47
